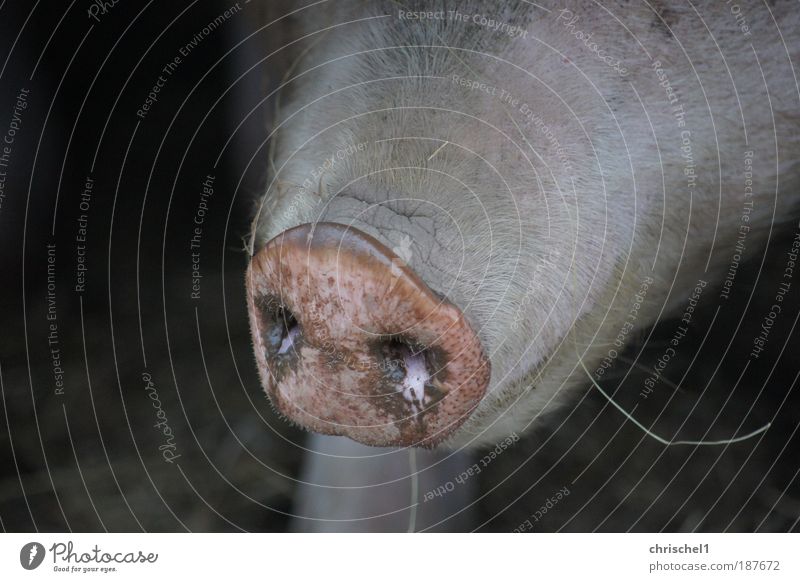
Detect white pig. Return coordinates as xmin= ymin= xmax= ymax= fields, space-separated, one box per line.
xmin=248 ymin=0 xmax=800 ymax=449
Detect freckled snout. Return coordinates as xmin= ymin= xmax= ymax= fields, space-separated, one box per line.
xmin=246 ymin=222 xmax=490 ymax=447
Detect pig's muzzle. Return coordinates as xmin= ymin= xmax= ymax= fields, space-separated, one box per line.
xmin=246 ymin=223 xmax=490 ymax=447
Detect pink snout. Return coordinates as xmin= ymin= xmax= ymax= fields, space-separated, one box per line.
xmin=246 ymin=222 xmax=490 ymax=447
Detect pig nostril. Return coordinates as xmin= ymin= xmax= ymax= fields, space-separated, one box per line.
xmin=256 ymin=295 xmax=301 ymax=359
xmin=276 ymin=311 xmax=299 ymax=356
xmin=402 ymin=350 xmax=429 ymax=410
xmin=378 ymin=337 xmax=435 ymax=412
xmin=381 ymin=338 xmax=410 ymax=383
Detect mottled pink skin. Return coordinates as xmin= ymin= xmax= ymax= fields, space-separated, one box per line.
xmin=246 ymin=223 xmax=490 ymax=447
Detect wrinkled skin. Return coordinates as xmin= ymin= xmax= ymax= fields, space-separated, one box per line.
xmin=249 ymin=0 xmax=800 ymax=448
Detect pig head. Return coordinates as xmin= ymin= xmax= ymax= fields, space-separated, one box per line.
xmin=246 ymin=0 xmax=800 ymax=448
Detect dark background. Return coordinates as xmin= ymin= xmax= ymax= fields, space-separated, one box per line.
xmin=0 ymin=0 xmax=798 ymax=532
xmin=0 ymin=0 xmax=307 ymax=531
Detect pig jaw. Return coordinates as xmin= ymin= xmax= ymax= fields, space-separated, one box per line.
xmin=246 ymin=222 xmax=491 ymax=448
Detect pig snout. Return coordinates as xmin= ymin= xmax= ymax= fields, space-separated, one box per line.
xmin=246 ymin=222 xmax=490 ymax=447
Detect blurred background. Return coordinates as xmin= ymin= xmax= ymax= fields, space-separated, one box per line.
xmin=0 ymin=0 xmax=798 ymax=532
